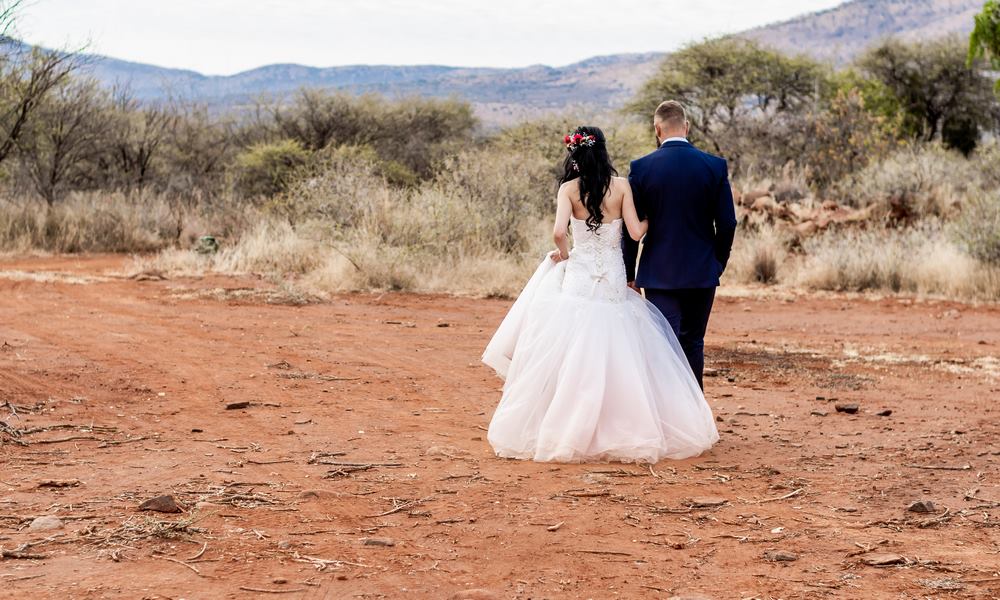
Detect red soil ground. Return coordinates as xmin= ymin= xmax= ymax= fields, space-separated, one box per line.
xmin=1 ymin=255 xmax=998 ymax=600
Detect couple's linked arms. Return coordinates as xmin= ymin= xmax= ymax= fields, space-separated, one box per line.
xmin=551 ymin=179 xmax=647 ymax=262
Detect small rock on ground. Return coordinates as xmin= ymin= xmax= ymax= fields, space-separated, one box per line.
xmin=449 ymin=591 xmax=500 ymax=600
xmin=764 ymin=550 xmax=798 ymax=562
xmin=862 ymin=553 xmax=907 ymax=566
xmin=361 ymin=537 xmax=396 ymax=547
xmin=907 ymin=500 xmax=936 ymax=513
xmin=835 ymin=403 xmax=859 ymax=414
xmin=686 ymin=497 xmax=727 ymax=508
xmin=138 ymin=494 xmax=184 ymax=513
xmin=28 ymin=516 xmax=64 ymax=531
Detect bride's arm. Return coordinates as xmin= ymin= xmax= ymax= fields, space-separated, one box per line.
xmin=551 ymin=184 xmax=572 ymax=261
xmin=621 ymin=179 xmax=647 ymax=241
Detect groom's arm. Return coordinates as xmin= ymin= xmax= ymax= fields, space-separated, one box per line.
xmin=623 ymin=161 xmax=644 ymax=283
xmin=713 ymin=160 xmax=738 ymax=274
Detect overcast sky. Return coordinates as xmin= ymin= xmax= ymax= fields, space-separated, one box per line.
xmin=15 ymin=0 xmax=846 ymax=75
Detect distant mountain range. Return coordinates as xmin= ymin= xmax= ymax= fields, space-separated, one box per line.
xmin=58 ymin=0 xmax=982 ymax=124
xmin=743 ymin=0 xmax=982 ymax=64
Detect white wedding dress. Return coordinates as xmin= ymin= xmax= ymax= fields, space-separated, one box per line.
xmin=482 ymin=216 xmax=719 ymax=463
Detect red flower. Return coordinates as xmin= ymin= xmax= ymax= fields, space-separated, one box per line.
xmin=573 ymin=134 xmax=583 ymax=142
xmin=564 ymin=135 xmax=571 ymax=144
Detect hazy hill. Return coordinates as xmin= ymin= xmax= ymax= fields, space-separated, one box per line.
xmin=54 ymin=0 xmax=983 ymax=124
xmin=743 ymin=0 xmax=982 ymax=64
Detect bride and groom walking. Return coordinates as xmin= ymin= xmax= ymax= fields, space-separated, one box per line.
xmin=482 ymin=100 xmax=738 ymax=463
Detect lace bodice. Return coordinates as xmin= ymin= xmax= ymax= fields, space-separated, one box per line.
xmin=562 ymin=216 xmax=628 ymax=302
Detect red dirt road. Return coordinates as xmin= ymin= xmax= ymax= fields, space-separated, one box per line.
xmin=1 ymin=255 xmax=999 ymax=599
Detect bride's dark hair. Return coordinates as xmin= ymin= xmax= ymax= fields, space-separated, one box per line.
xmin=559 ymin=125 xmax=617 ymax=231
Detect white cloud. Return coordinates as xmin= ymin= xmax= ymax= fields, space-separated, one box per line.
xmin=16 ymin=0 xmax=847 ymax=75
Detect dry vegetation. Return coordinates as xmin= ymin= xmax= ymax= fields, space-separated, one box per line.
xmin=2 ymin=32 xmax=1000 ymax=302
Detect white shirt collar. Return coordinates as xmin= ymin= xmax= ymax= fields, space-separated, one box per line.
xmin=661 ymin=137 xmax=688 ymax=146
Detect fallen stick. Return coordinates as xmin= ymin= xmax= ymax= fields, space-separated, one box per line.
xmin=238 ymin=586 xmax=305 ymax=594
xmin=748 ymin=488 xmax=804 ymax=504
xmin=575 ymin=549 xmax=632 ymax=556
xmin=561 ymin=490 xmax=612 ymax=498
xmin=366 ymin=495 xmax=434 ymax=518
xmin=0 ymin=550 xmax=46 ymax=560
xmin=246 ymin=459 xmax=295 ymax=465
xmin=31 ymin=436 xmax=99 ymax=445
xmin=186 ymin=542 xmax=208 ymax=561
xmin=1 ymin=574 xmax=43 ymax=582
xmin=160 ymin=556 xmax=203 ymax=576
xmin=904 ymin=463 xmax=971 ymax=471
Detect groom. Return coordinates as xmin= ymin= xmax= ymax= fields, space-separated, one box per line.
xmin=624 ymin=100 xmax=737 ymax=390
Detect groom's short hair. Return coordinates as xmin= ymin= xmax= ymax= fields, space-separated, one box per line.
xmin=654 ymin=101 xmax=687 ymax=127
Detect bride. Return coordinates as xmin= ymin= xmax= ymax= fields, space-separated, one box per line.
xmin=482 ymin=126 xmax=719 ymax=463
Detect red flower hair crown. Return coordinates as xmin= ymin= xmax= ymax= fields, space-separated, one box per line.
xmin=563 ymin=131 xmax=597 ymax=152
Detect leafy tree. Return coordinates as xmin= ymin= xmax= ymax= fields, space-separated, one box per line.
xmin=627 ymin=37 xmax=827 ymax=167
xmin=858 ymin=36 xmax=997 ymax=154
xmin=797 ymin=89 xmax=899 ymax=190
xmin=969 ymin=0 xmax=1000 ymax=93
xmin=234 ymin=139 xmax=310 ymax=198
xmin=271 ymin=90 xmax=476 ymax=181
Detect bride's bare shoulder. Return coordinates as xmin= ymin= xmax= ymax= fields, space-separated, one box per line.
xmin=559 ymin=179 xmax=579 ymax=196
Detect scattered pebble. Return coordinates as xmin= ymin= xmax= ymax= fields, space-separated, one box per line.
xmin=835 ymin=403 xmax=859 ymax=414
xmin=226 ymin=401 xmax=251 ymax=410
xmin=876 ymin=409 xmax=893 ymax=417
xmin=907 ymin=500 xmax=936 ymax=513
xmin=28 ymin=515 xmax=64 ymax=531
xmin=361 ymin=537 xmax=396 ymax=547
xmin=138 ymin=494 xmax=184 ymax=513
xmin=764 ymin=550 xmax=798 ymax=562
xmin=37 ymin=479 xmax=82 ymax=488
xmin=862 ymin=553 xmax=907 ymax=566
xmin=686 ymin=497 xmax=727 ymax=508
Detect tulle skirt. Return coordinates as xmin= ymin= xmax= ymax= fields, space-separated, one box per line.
xmin=482 ymin=257 xmax=719 ymax=463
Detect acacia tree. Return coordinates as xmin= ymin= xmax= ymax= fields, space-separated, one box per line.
xmin=969 ymin=0 xmax=1000 ymax=92
xmin=17 ymin=78 xmax=109 ymax=204
xmin=0 ymin=1 xmax=76 ymax=167
xmin=103 ymin=87 xmax=175 ymax=190
xmin=859 ymin=36 xmax=997 ymax=153
xmin=627 ymin=37 xmax=826 ymax=170
xmin=161 ymin=101 xmax=234 ymax=196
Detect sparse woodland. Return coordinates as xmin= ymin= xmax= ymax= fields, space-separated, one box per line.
xmin=2 ymin=5 xmax=1000 ymax=300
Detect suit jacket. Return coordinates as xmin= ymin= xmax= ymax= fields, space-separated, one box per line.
xmin=623 ymin=140 xmax=737 ymax=290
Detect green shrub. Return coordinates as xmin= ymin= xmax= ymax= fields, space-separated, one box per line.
xmin=234 ymin=139 xmax=310 ymax=198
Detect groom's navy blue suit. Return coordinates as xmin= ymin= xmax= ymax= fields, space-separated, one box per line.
xmin=624 ymin=139 xmax=737 ymax=389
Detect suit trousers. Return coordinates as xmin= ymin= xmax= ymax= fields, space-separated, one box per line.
xmin=644 ymin=287 xmax=716 ymax=390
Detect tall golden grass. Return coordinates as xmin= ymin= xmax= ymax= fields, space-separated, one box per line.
xmin=6 ymin=138 xmax=1000 ymax=302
